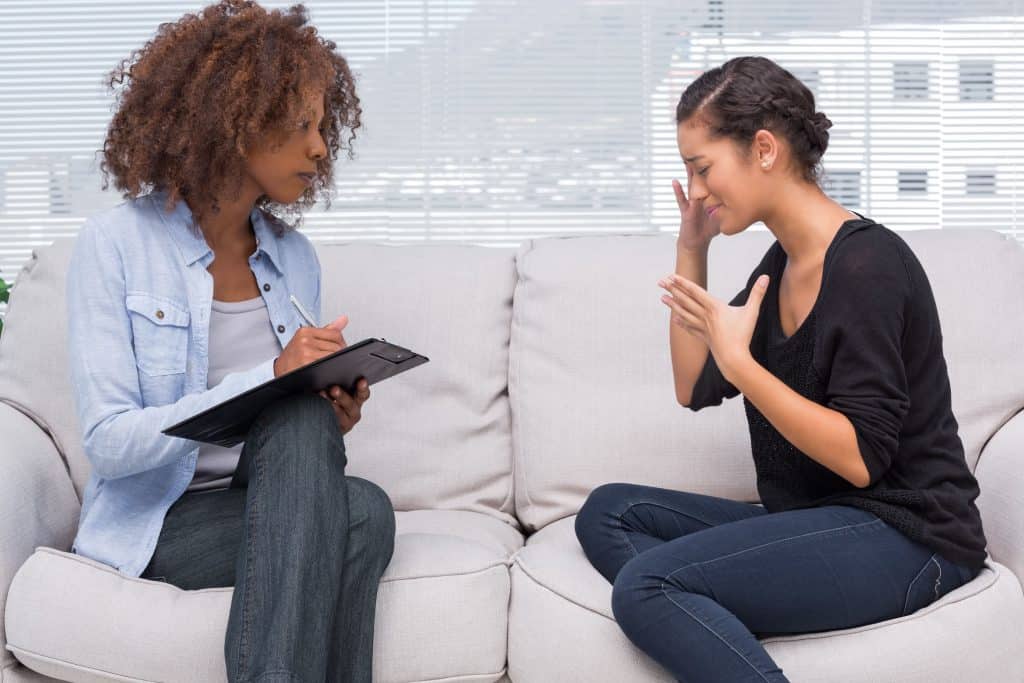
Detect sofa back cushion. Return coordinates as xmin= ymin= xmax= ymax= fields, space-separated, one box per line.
xmin=509 ymin=231 xmax=1024 ymax=531
xmin=0 ymin=238 xmax=518 ymax=525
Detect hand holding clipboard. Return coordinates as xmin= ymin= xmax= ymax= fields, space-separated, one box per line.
xmin=281 ymin=296 xmax=368 ymax=435
xmin=162 ymin=297 xmax=429 ymax=448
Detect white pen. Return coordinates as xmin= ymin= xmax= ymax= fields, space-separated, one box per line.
xmin=289 ymin=294 xmax=318 ymax=328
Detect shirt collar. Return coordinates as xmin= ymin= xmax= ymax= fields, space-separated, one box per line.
xmin=150 ymin=190 xmax=284 ymax=275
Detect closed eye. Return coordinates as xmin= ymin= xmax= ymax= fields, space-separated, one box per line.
xmin=301 ymin=120 xmax=329 ymax=134
xmin=697 ymin=166 xmax=710 ymax=177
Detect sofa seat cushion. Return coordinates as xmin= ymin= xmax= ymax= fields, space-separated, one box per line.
xmin=5 ymin=510 xmax=521 ymax=683
xmin=508 ymin=516 xmax=1024 ymax=683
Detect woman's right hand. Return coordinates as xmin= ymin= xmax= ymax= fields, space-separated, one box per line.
xmin=673 ymin=170 xmax=720 ymax=252
xmin=273 ymin=315 xmax=349 ymax=377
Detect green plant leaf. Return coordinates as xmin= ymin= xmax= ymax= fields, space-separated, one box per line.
xmin=0 ymin=276 xmax=7 ymax=304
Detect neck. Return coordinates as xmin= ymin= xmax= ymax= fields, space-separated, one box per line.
xmin=187 ymin=185 xmax=263 ymax=259
xmin=762 ymin=181 xmax=857 ymax=268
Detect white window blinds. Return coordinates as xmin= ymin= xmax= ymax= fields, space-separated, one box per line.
xmin=1 ymin=1 xmax=1022 ymax=321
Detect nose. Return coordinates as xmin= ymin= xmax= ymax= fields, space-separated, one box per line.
xmin=687 ymin=171 xmax=709 ymax=202
xmin=309 ymin=131 xmax=327 ymax=162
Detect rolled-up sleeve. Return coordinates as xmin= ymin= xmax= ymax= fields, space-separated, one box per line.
xmin=818 ymin=245 xmax=912 ymax=486
xmin=67 ymin=219 xmax=276 ymax=480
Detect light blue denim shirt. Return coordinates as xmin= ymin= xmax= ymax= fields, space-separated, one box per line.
xmin=67 ymin=190 xmax=321 ymax=577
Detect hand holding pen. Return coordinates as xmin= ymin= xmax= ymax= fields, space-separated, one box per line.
xmin=271 ymin=295 xmax=349 ymax=377
xmin=273 ymin=295 xmax=370 ymax=435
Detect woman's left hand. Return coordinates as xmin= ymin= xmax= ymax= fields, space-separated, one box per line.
xmin=658 ymin=273 xmax=770 ymax=383
xmin=318 ymin=379 xmax=371 ymax=435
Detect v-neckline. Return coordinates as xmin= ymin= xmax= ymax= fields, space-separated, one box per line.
xmin=770 ymin=215 xmax=869 ymax=345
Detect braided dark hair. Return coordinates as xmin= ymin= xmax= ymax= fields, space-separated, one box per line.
xmin=676 ymin=56 xmax=832 ymax=183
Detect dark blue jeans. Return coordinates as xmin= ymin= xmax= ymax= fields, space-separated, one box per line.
xmin=575 ymin=483 xmax=978 ymax=683
xmin=142 ymin=393 xmax=396 ymax=683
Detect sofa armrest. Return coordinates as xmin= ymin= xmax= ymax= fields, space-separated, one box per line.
xmin=0 ymin=401 xmax=80 ymax=674
xmin=975 ymin=408 xmax=1024 ymax=584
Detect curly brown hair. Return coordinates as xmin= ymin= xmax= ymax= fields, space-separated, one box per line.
xmin=98 ymin=0 xmax=361 ymax=235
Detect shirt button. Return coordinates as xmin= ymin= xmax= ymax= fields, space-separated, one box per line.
xmin=263 ymin=283 xmax=271 ymax=292
xmin=277 ymin=324 xmax=285 ymax=333
xmin=155 ymin=310 xmax=164 ymax=320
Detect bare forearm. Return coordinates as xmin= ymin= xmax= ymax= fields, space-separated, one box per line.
xmin=727 ymin=356 xmax=870 ymax=488
xmin=669 ymin=243 xmax=711 ymax=405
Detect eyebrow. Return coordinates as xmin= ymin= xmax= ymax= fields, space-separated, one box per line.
xmin=683 ymin=155 xmax=704 ymax=163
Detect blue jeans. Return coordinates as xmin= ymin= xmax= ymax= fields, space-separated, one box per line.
xmin=142 ymin=393 xmax=396 ymax=683
xmin=574 ymin=483 xmax=978 ymax=683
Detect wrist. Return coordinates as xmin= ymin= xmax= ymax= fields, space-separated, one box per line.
xmin=676 ymin=238 xmax=710 ymax=256
xmin=721 ymin=351 xmax=755 ymax=386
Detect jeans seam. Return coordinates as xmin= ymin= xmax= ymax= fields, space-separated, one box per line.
xmin=616 ymin=500 xmax=730 ymax=558
xmin=236 ymin=428 xmax=267 ymax=681
xmin=663 ymin=518 xmax=885 ymax=588
xmin=659 ymin=585 xmax=773 ymax=683
xmin=903 ymin=552 xmax=938 ymax=616
xmin=245 ymin=670 xmax=301 ymax=683
xmin=623 ymin=500 xmax=749 ymax=528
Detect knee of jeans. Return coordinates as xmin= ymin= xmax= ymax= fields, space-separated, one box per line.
xmin=576 ymin=483 xmax=633 ymax=548
xmin=347 ymin=477 xmax=396 ymax=558
xmin=251 ymin=393 xmax=339 ymax=441
xmin=249 ymin=393 xmax=346 ymax=465
xmin=610 ymin=555 xmax=656 ymax=631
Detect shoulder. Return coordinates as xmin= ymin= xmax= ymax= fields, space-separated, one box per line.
xmin=827 ymin=219 xmax=913 ymax=298
xmin=75 ymin=194 xmax=172 ymax=250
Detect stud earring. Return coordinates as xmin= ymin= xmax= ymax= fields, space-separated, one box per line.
xmin=761 ymin=160 xmax=770 ymax=169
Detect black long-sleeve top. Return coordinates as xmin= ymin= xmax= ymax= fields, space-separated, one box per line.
xmin=687 ymin=216 xmax=988 ymax=573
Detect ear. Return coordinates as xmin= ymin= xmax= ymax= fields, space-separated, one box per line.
xmin=752 ymin=129 xmax=778 ymax=171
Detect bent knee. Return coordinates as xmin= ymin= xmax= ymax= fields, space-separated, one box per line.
xmin=347 ymin=477 xmax=396 ymax=551
xmin=251 ymin=393 xmax=340 ymax=445
xmin=611 ymin=552 xmax=687 ymax=628
xmin=576 ymin=483 xmax=634 ymax=545
xmin=610 ymin=555 xmax=652 ymax=628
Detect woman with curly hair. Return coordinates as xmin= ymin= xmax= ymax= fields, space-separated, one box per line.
xmin=65 ymin=2 xmax=394 ymax=680
xmin=575 ymin=56 xmax=986 ymax=682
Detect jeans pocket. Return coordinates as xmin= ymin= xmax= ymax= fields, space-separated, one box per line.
xmin=902 ymin=553 xmax=966 ymax=617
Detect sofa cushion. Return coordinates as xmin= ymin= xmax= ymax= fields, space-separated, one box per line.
xmin=318 ymin=243 xmax=518 ymax=524
xmin=0 ymin=403 xmax=80 ymax=680
xmin=0 ymin=238 xmax=519 ymax=526
xmin=508 ymin=516 xmax=1024 ymax=682
xmin=509 ymin=231 xmax=1024 ymax=530
xmin=5 ymin=510 xmax=521 ymax=683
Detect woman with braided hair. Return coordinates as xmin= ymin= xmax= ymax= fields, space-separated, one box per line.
xmin=575 ymin=56 xmax=986 ymax=682
xmin=67 ymin=2 xmax=394 ymax=680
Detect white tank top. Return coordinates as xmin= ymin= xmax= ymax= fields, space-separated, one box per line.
xmin=187 ymin=295 xmax=281 ymax=492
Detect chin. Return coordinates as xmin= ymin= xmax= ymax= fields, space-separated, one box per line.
xmin=722 ymin=218 xmax=753 ymax=235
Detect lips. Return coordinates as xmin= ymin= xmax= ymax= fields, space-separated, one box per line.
xmin=297 ymin=172 xmax=316 ymax=186
xmin=706 ymin=204 xmax=721 ymax=217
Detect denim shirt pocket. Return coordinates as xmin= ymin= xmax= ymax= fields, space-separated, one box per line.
xmin=125 ymin=293 xmax=190 ymax=377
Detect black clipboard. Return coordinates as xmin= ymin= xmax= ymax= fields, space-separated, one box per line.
xmin=162 ymin=338 xmax=429 ymax=448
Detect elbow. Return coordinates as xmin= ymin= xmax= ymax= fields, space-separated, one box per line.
xmin=675 ymin=384 xmax=694 ymax=409
xmin=849 ymin=458 xmax=872 ymax=489
xmin=84 ymin=444 xmax=121 ymax=481
xmin=82 ymin=426 xmax=128 ymax=480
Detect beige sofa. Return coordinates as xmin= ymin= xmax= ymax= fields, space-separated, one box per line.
xmin=1 ymin=228 xmax=1022 ymax=682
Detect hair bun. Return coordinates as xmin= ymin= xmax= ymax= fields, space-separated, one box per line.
xmin=804 ymin=111 xmax=832 ymax=156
